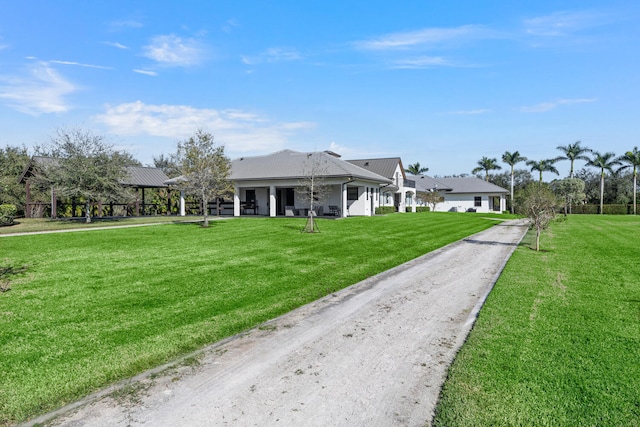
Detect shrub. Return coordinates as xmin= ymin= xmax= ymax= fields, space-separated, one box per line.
xmin=375 ymin=206 xmax=396 ymax=215
xmin=0 ymin=204 xmax=17 ymax=225
xmin=416 ymin=206 xmax=430 ymax=213
xmin=406 ymin=206 xmax=412 ymax=212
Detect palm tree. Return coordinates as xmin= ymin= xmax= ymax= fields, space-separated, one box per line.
xmin=585 ymin=151 xmax=621 ymax=214
xmin=556 ymin=141 xmax=591 ymax=178
xmin=526 ymin=159 xmax=559 ymax=182
xmin=502 ymin=151 xmax=527 ymax=214
xmin=405 ymin=162 xmax=429 ymax=175
xmin=472 ymin=157 xmax=501 ymax=181
xmin=617 ymin=147 xmax=640 ymax=215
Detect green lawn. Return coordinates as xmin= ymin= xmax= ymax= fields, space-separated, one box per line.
xmin=433 ymin=215 xmax=640 ymax=426
xmin=0 ymin=213 xmax=498 ymax=425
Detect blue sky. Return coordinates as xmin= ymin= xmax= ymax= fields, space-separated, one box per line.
xmin=1 ymin=1 xmax=638 ymax=179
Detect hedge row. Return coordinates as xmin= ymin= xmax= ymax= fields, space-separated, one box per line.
xmin=571 ymin=204 xmax=638 ymax=215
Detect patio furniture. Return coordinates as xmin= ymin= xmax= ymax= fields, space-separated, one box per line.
xmin=328 ymin=205 xmax=341 ymax=216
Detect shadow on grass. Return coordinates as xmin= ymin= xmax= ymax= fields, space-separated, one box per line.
xmin=1 ymin=263 xmax=29 ymax=293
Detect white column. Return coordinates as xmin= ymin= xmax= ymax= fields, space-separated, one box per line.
xmin=269 ymin=185 xmax=276 ymax=217
xmin=342 ymin=184 xmax=348 ymax=217
xmin=179 ymin=191 xmax=185 ymax=216
xmin=233 ymin=186 xmax=241 ymax=217
xmin=411 ymin=190 xmax=417 ymax=213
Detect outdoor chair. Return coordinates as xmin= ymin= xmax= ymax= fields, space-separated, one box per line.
xmin=328 ymin=205 xmax=341 ymax=216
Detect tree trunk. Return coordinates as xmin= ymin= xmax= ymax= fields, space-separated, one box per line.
xmin=634 ymin=173 xmax=637 ymax=215
xmin=600 ymin=174 xmax=605 ymax=215
xmin=510 ymin=171 xmax=515 ymax=214
xmin=85 ymin=200 xmax=92 ymax=223
xmin=202 ymin=192 xmax=209 ymax=227
xmin=535 ymin=227 xmax=541 ymax=251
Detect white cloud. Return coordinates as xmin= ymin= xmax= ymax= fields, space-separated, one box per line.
xmin=524 ymin=11 xmax=607 ymax=37
xmin=392 ymin=56 xmax=456 ymax=69
xmin=241 ymin=47 xmax=302 ymax=65
xmin=103 ymin=41 xmax=129 ymax=49
xmin=520 ymin=98 xmax=596 ymax=113
xmin=50 ymin=60 xmax=113 ymax=70
xmin=132 ymin=69 xmax=158 ymax=76
xmin=0 ymin=62 xmax=76 ymax=115
xmin=142 ymin=34 xmax=206 ymax=67
xmin=94 ymin=101 xmax=315 ymax=153
xmin=354 ymin=25 xmax=495 ymax=50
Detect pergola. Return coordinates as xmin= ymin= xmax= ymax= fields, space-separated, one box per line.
xmin=18 ymin=157 xmax=171 ymax=218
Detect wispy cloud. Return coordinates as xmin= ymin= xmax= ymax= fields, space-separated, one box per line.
xmin=0 ymin=62 xmax=75 ymax=115
xmin=520 ymin=98 xmax=596 ymax=113
xmin=109 ymin=19 xmax=143 ymax=31
xmin=391 ymin=56 xmax=458 ymax=69
xmin=354 ymin=25 xmax=496 ymax=50
xmin=142 ymin=34 xmax=206 ymax=67
xmin=50 ymin=60 xmax=113 ymax=70
xmin=103 ymin=41 xmax=129 ymax=49
xmin=445 ymin=109 xmax=491 ymax=115
xmin=241 ymin=47 xmax=302 ymax=65
xmin=523 ymin=10 xmax=608 ymax=37
xmin=132 ymin=69 xmax=157 ymax=76
xmin=94 ymin=101 xmax=315 ymax=153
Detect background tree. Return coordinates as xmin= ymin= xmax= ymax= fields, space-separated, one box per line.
xmin=501 ymin=151 xmax=527 ymax=214
xmin=617 ymin=147 xmax=640 ymax=214
xmin=153 ymin=153 xmax=181 ymax=178
xmin=518 ymin=183 xmax=559 ymax=251
xmin=34 ymin=128 xmax=134 ymax=223
xmin=526 ymin=158 xmax=559 ymax=182
xmin=551 ymin=178 xmax=586 ymax=215
xmin=405 ymin=162 xmax=429 ymax=175
xmin=472 ymin=156 xmax=501 ymax=181
xmin=0 ymin=145 xmax=30 ymax=214
xmin=175 ymin=129 xmax=233 ymax=228
xmin=296 ymin=152 xmax=331 ymax=233
xmin=585 ymin=151 xmax=620 ymax=214
xmin=418 ymin=190 xmax=444 ymax=211
xmin=556 ymin=141 xmax=591 ymax=179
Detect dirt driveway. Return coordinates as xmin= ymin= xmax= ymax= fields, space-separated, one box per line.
xmin=35 ymin=219 xmax=528 ymax=427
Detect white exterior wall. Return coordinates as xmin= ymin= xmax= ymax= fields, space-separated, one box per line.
xmin=435 ymin=193 xmax=505 ymax=213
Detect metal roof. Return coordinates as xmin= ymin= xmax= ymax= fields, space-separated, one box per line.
xmin=434 ymin=177 xmax=508 ymax=194
xmin=346 ymin=158 xmax=405 ymax=180
xmin=230 ymin=150 xmax=391 ymax=183
xmin=407 ymin=174 xmax=452 ymax=192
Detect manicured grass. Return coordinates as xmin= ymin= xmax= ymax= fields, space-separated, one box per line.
xmin=433 ymin=215 xmax=640 ymax=426
xmin=0 ymin=213 xmax=498 ymax=425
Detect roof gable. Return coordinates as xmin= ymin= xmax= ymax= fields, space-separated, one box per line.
xmin=346 ymin=158 xmax=405 ymax=180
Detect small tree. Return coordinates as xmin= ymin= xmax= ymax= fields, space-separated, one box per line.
xmin=35 ymin=128 xmax=133 ymax=223
xmin=418 ymin=191 xmax=444 ymax=211
xmin=519 ymin=183 xmax=559 ymax=251
xmin=175 ymin=129 xmax=233 ymax=227
xmin=296 ymin=153 xmax=331 ymax=233
xmin=551 ymin=178 xmax=586 ymax=215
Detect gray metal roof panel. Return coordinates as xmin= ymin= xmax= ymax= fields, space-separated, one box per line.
xmin=121 ymin=166 xmax=170 ymax=188
xmin=434 ymin=177 xmax=508 ymax=193
xmin=407 ymin=174 xmax=453 ymax=192
xmin=346 ymin=158 xmax=403 ymax=180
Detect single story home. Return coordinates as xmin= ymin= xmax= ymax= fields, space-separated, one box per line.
xmin=410 ymin=174 xmax=508 ymax=213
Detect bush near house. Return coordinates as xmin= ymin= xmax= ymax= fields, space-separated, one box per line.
xmin=416 ymin=206 xmax=430 ymax=212
xmin=375 ymin=206 xmax=396 ymax=214
xmin=0 ymin=204 xmax=17 ymax=225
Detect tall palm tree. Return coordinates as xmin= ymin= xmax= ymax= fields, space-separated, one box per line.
xmin=472 ymin=156 xmax=501 ymax=181
xmin=502 ymin=151 xmax=527 ymax=214
xmin=405 ymin=162 xmax=429 ymax=175
xmin=556 ymin=141 xmax=591 ymax=178
xmin=526 ymin=159 xmax=559 ymax=182
xmin=617 ymin=147 xmax=640 ymax=215
xmin=585 ymin=151 xmax=621 ymax=214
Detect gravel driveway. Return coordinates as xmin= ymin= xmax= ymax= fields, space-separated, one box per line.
xmin=34 ymin=219 xmax=528 ymax=427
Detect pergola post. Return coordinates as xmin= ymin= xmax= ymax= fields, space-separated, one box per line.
xmin=25 ymin=181 xmax=32 ymax=218
xmin=269 ymin=185 xmax=276 ymax=217
xmin=51 ymin=188 xmax=57 ymax=218
xmin=179 ymin=190 xmax=185 ymax=216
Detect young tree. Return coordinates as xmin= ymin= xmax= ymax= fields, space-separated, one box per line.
xmin=472 ymin=156 xmax=502 ymax=181
xmin=175 ymin=129 xmax=233 ymax=227
xmin=617 ymin=147 xmax=640 ymax=215
xmin=502 ymin=151 xmax=527 ymax=214
xmin=556 ymin=141 xmax=591 ymax=179
xmin=405 ymin=162 xmax=429 ymax=175
xmin=526 ymin=158 xmax=559 ymax=182
xmin=585 ymin=151 xmax=621 ymax=214
xmin=418 ymin=190 xmax=444 ymax=211
xmin=551 ymin=178 xmax=586 ymax=215
xmin=519 ymin=183 xmax=559 ymax=251
xmin=35 ymin=128 xmax=133 ymax=223
xmin=0 ymin=145 xmax=30 ymax=211
xmin=296 ymin=152 xmax=331 ymax=233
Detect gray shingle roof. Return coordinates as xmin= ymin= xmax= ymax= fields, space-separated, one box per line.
xmin=230 ymin=150 xmax=391 ymax=183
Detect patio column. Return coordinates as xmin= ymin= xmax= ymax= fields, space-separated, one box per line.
xmin=25 ymin=181 xmax=32 ymax=218
xmin=269 ymin=185 xmax=276 ymax=217
xmin=179 ymin=190 xmax=185 ymax=216
xmin=342 ymin=184 xmax=348 ymax=217
xmin=411 ymin=190 xmax=417 ymax=213
xmin=50 ymin=187 xmax=57 ymax=218
xmin=233 ymin=186 xmax=240 ymax=217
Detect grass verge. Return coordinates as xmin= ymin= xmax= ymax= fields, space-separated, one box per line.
xmin=0 ymin=212 xmax=498 ymax=425
xmin=433 ymin=215 xmax=640 ymax=426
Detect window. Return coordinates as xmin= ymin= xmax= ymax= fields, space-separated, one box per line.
xmin=474 ymin=196 xmax=482 ymax=207
xmin=347 ymin=187 xmax=359 ymax=201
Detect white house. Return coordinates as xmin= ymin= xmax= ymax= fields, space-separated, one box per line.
xmin=347 ymin=158 xmax=417 ymax=213
xmin=229 ymin=150 xmax=391 ymax=217
xmin=411 ymin=175 xmax=508 ymax=213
